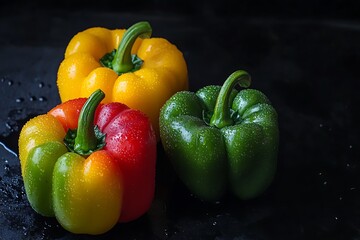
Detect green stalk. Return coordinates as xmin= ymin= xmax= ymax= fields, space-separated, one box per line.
xmin=112 ymin=21 xmax=152 ymax=74
xmin=74 ymin=89 xmax=105 ymax=154
xmin=210 ymin=70 xmax=251 ymax=128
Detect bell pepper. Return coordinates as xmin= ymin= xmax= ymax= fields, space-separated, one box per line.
xmin=159 ymin=70 xmax=279 ymax=201
xmin=57 ymin=21 xmax=188 ymax=140
xmin=18 ymin=89 xmax=157 ymax=235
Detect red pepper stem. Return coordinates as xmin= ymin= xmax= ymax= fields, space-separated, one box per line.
xmin=210 ymin=70 xmax=251 ymax=128
xmin=112 ymin=21 xmax=152 ymax=74
xmin=74 ymin=89 xmax=105 ymax=154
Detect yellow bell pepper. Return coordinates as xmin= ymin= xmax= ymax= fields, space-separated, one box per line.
xmin=57 ymin=21 xmax=188 ymax=140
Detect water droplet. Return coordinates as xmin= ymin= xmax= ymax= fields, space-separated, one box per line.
xmin=323 ymin=181 xmax=327 ymax=185
xmin=23 ymin=226 xmax=28 ymax=236
xmin=212 ymin=221 xmax=217 ymax=226
xmin=38 ymin=82 xmax=44 ymax=88
xmin=4 ymin=121 xmax=18 ymax=132
xmin=29 ymin=96 xmax=36 ymax=101
xmin=319 ymin=123 xmax=323 ymax=128
xmin=15 ymin=97 xmax=24 ymax=103
xmin=349 ymin=145 xmax=353 ymax=149
xmin=4 ymin=164 xmax=10 ymax=171
xmin=5 ymin=122 xmax=12 ymax=130
xmin=38 ymin=96 xmax=47 ymax=102
xmin=7 ymin=80 xmax=13 ymax=86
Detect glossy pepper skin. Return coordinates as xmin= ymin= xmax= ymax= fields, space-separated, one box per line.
xmin=159 ymin=70 xmax=279 ymax=201
xmin=57 ymin=21 xmax=188 ymax=140
xmin=18 ymin=90 xmax=157 ymax=234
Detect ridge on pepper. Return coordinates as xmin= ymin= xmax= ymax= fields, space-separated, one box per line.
xmin=57 ymin=21 xmax=188 ymax=141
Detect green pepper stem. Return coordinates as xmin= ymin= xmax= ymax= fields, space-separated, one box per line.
xmin=112 ymin=21 xmax=152 ymax=74
xmin=210 ymin=70 xmax=251 ymax=128
xmin=74 ymin=89 xmax=105 ymax=154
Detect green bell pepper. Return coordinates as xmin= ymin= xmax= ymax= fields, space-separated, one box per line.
xmin=159 ymin=70 xmax=279 ymax=201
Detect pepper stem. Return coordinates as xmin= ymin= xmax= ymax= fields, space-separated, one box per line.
xmin=74 ymin=89 xmax=105 ymax=154
xmin=210 ymin=70 xmax=251 ymax=128
xmin=112 ymin=21 xmax=152 ymax=74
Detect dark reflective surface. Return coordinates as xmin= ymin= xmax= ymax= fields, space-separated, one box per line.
xmin=1 ymin=3 xmax=360 ymax=240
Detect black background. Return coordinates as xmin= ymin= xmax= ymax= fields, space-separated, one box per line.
xmin=1 ymin=1 xmax=360 ymax=239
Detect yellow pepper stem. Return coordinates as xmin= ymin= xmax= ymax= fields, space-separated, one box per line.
xmin=112 ymin=21 xmax=152 ymax=74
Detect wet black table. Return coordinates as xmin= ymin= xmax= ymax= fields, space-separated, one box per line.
xmin=1 ymin=3 xmax=360 ymax=240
